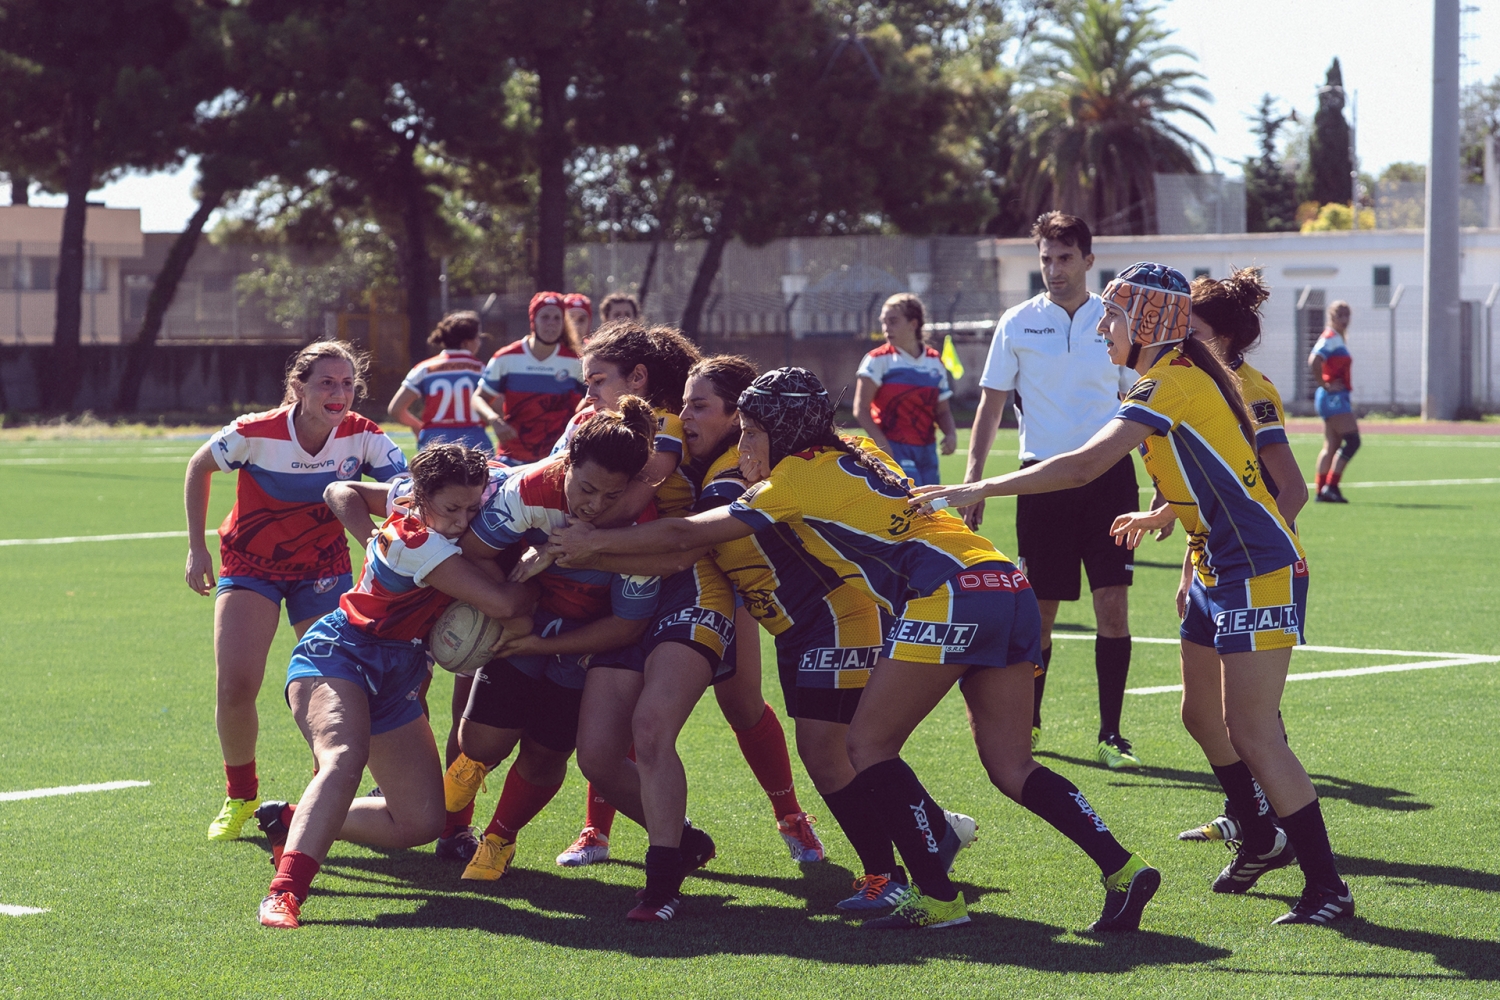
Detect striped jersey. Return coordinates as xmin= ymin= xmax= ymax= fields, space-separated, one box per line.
xmin=856 ymin=342 xmax=953 ymax=445
xmin=400 ymin=349 xmax=486 ymax=431
xmin=478 ymin=339 xmax=585 ymax=462
xmin=551 ymin=405 xmax=694 ymax=517
xmin=209 ymin=405 xmax=408 ymax=579
xmin=1117 ymin=347 xmax=1305 ymax=586
xmin=1311 ymin=330 xmax=1352 ymax=391
xmin=340 ymin=506 xmax=463 ymax=641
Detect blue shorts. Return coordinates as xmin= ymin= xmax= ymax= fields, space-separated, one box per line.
xmin=418 ymin=426 xmax=493 ymax=453
xmin=1315 ymin=388 xmax=1353 ymax=419
xmin=1181 ymin=561 xmax=1309 ymax=654
xmin=217 ymin=573 xmax=351 ymax=626
xmin=884 ymin=561 xmax=1042 ymax=670
xmin=286 ymin=610 xmax=430 ymax=735
xmin=886 ymin=440 xmax=941 ymax=487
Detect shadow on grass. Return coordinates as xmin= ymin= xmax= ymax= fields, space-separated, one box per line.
xmin=303 ymin=859 xmax=1228 ymax=971
xmin=1335 ymin=854 xmax=1500 ymax=894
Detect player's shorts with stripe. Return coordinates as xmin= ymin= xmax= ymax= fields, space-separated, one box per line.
xmin=285 ymin=609 xmax=428 ymax=735
xmin=1015 ymin=454 xmax=1136 ymax=601
xmin=1181 ymin=560 xmax=1309 ymax=654
xmin=218 ymin=573 xmax=351 ymax=626
xmin=883 ymin=560 xmax=1042 ymax=670
xmin=1314 ymin=388 xmax=1353 ymax=419
xmin=774 ymin=589 xmax=883 ymax=724
xmin=417 ymin=426 xmax=493 ymax=453
xmin=640 ymin=559 xmax=737 ymax=684
xmin=885 ymin=440 xmax=940 ymax=488
xmin=463 ymin=655 xmax=583 ymax=754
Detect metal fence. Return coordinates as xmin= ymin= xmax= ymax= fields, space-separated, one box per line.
xmin=1372 ymin=181 xmax=1491 ymax=230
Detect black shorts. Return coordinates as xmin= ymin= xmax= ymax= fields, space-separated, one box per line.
xmin=775 ymin=653 xmax=868 ymax=724
xmin=1015 ymin=455 xmax=1137 ymax=602
xmin=463 ymin=657 xmax=583 ymax=754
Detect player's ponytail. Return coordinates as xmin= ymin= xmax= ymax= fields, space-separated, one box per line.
xmin=283 ymin=340 xmax=369 ymax=405
xmin=1178 ymin=336 xmax=1258 ymax=454
xmin=569 ymin=394 xmax=655 ymax=478
xmin=408 ymin=444 xmax=490 ymax=511
xmin=427 ymin=311 xmax=481 ymax=351
xmin=1190 ymin=267 xmax=1269 ymax=358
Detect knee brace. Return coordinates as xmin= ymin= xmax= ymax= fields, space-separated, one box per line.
xmin=1337 ymin=430 xmax=1361 ymax=462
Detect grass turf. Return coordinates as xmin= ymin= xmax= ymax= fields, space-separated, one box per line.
xmin=1 ymin=429 xmax=1498 ymax=997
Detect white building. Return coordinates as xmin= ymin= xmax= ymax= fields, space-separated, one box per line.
xmin=0 ymin=205 xmax=145 ymax=345
xmin=979 ymin=229 xmax=1500 ymax=413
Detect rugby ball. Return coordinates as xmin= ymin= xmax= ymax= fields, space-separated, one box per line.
xmin=429 ymin=601 xmax=501 ymax=674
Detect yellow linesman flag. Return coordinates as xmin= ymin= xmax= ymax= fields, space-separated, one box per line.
xmin=940 ymin=334 xmax=965 ymax=380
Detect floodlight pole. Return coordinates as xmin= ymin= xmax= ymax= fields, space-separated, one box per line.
xmin=1389 ymin=284 xmax=1406 ymax=407
xmin=1485 ymin=282 xmax=1499 ymax=407
xmin=1423 ymin=0 xmax=1462 ymax=419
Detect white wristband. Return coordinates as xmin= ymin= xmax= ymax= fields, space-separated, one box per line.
xmin=927 ymin=497 xmax=950 ymax=511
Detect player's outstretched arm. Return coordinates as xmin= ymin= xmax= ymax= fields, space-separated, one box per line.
xmin=183 ymin=443 xmax=220 ymax=595
xmin=425 ymin=553 xmax=535 ymax=622
xmin=494 ymin=613 xmax=648 ymax=659
xmin=551 ymin=506 xmax=751 ymax=564
xmin=1110 ymin=505 xmax=1176 ymax=549
xmin=323 ymin=480 xmax=394 ymax=541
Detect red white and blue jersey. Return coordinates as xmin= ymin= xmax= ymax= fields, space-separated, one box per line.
xmin=400 ymin=349 xmax=486 ymax=431
xmin=478 ymin=340 xmax=585 ymax=463
xmin=1311 ymin=330 xmax=1352 ymax=391
xmin=856 ymin=343 xmax=953 ymax=445
xmin=340 ymin=507 xmax=462 ymax=641
xmin=470 ymin=458 xmax=659 ymax=622
xmin=209 ymin=406 xmax=408 ymax=580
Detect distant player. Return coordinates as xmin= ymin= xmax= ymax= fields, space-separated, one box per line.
xmin=599 ymin=292 xmax=641 ymax=323
xmin=254 ymin=445 xmax=536 ymax=929
xmin=183 ymin=342 xmax=408 ymax=843
xmin=473 ymin=291 xmax=585 ymax=466
xmin=852 ymin=293 xmax=957 ymax=486
xmin=388 ymin=311 xmax=491 ymax=452
xmin=564 ymin=293 xmax=593 ymax=345
xmin=1308 ymin=300 xmax=1358 ymax=503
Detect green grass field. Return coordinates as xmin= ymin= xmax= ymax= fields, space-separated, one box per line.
xmin=2 ymin=428 xmax=1498 ymax=998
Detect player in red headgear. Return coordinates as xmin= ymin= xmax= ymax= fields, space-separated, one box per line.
xmin=472 ymin=291 xmax=585 ymax=467
xmin=563 ymin=293 xmax=593 ymax=346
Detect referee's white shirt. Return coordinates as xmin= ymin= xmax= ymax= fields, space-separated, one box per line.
xmin=979 ymin=292 xmax=1135 ymax=463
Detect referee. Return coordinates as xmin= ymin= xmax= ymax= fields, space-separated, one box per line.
xmin=962 ymin=212 xmax=1144 ymax=769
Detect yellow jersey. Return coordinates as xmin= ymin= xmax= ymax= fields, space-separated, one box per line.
xmin=1118 ymin=348 xmax=1304 ymax=586
xmin=727 ymin=443 xmax=1004 ymax=615
xmin=653 ymin=408 xmax=695 ymax=517
xmin=1232 ymin=357 xmax=1289 ymax=450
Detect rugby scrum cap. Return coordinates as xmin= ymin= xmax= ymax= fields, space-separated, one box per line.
xmin=1101 ymin=261 xmax=1192 ymax=348
xmin=563 ymin=292 xmax=593 ymax=318
xmin=528 ymin=291 xmax=565 ymax=325
xmin=737 ymin=367 xmax=836 ymax=466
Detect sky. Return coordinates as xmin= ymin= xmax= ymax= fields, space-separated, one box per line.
xmin=4 ymin=0 xmax=1498 ymax=232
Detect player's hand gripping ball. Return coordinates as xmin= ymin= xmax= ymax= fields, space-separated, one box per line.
xmin=429 ymin=601 xmax=502 ymax=673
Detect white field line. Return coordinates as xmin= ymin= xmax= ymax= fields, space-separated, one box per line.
xmin=1 ymin=904 xmax=48 ymax=917
xmin=0 ymin=779 xmax=151 ymax=803
xmin=0 ymin=529 xmax=216 ymax=547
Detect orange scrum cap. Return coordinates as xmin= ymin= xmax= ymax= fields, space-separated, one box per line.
xmin=1101 ymin=262 xmax=1192 ymax=349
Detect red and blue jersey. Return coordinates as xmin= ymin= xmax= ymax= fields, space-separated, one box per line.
xmin=340 ymin=507 xmax=463 ymax=641
xmin=1311 ymin=330 xmax=1352 ymax=391
xmin=856 ymin=343 xmax=953 ymax=445
xmin=470 ymin=458 xmax=660 ymax=622
xmin=479 ymin=340 xmax=585 ymax=463
xmin=400 ymin=349 xmax=486 ymax=431
xmin=209 ymin=405 xmax=408 ymax=580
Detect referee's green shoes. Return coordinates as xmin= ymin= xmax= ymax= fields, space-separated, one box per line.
xmin=207 ymin=796 xmax=261 ymax=841
xmin=1096 ymin=733 xmax=1142 ymax=769
xmin=863 ymin=889 xmax=970 ymax=930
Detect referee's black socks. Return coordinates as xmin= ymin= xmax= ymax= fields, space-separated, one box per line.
xmin=1095 ymin=635 xmax=1131 ymax=739
xmin=1033 ymin=645 xmax=1051 ymax=729
xmin=821 ymin=782 xmax=901 ymax=879
xmin=1020 ymin=766 xmax=1132 ymax=877
xmin=852 ymin=758 xmax=957 ymax=901
xmin=1210 ymin=760 xmax=1280 ymax=853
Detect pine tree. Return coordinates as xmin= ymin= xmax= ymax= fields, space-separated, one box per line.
xmin=1243 ymin=95 xmax=1299 ymax=232
xmin=1300 ymin=58 xmax=1351 ymax=206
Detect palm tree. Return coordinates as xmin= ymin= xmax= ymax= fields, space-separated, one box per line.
xmin=1018 ymin=0 xmax=1212 ymax=234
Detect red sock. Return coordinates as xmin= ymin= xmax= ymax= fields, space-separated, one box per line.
xmin=734 ymin=702 xmax=801 ymax=819
xmin=485 ymin=765 xmax=563 ymax=841
xmin=442 ymin=801 xmax=475 ymax=839
xmin=584 ymin=783 xmax=617 ymax=838
xmin=1328 ymin=471 xmax=1342 ymax=487
xmin=225 ymin=761 xmax=258 ymax=801
xmin=268 ymin=850 xmax=320 ymax=901
xmin=1316 ymin=471 xmax=1327 ymax=490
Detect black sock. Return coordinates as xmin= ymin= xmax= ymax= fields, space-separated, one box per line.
xmin=1210 ymin=761 xmax=1280 ymax=852
xmin=821 ymin=781 xmax=899 ymax=877
xmin=1020 ymin=766 xmax=1133 ymax=877
xmin=853 ymin=759 xmax=956 ymax=901
xmin=1033 ymin=645 xmax=1051 ymax=729
xmin=643 ymin=845 xmax=684 ymax=903
xmin=1278 ymin=798 xmax=1344 ymax=892
xmin=1095 ymin=635 xmax=1131 ymax=738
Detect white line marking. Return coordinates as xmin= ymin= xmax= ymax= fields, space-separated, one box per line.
xmin=0 ymin=530 xmax=215 ymax=547
xmin=0 ymin=779 xmax=151 ymax=803
xmin=0 ymin=904 xmax=48 ymax=917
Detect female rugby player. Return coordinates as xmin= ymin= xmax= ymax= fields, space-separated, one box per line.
xmin=184 ymin=342 xmax=408 ymax=843
xmin=1309 ymin=301 xmax=1359 ymax=503
xmin=919 ymin=262 xmax=1352 ymax=926
xmin=853 ymin=293 xmax=957 ymax=486
xmin=388 ymin=311 xmax=491 ymax=452
xmin=564 ymin=292 xmax=593 ymax=346
xmin=254 ymin=445 xmax=535 ymax=928
xmin=473 ymin=292 xmax=584 ymax=466
xmin=552 ymin=367 xmax=1155 ymax=933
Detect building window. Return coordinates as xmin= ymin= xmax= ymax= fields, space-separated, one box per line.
xmin=1098 ymin=269 xmax=1116 ymax=290
xmin=84 ymin=256 xmax=106 ymax=292
xmin=1373 ymin=265 xmax=1392 ymax=307
xmin=27 ymin=258 xmax=55 ymax=291
xmin=1193 ymin=268 xmax=1210 ymax=279
xmin=0 ymin=257 xmax=12 ymax=291
xmin=1029 ymin=271 xmax=1045 ymax=296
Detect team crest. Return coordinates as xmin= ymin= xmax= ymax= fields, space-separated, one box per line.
xmin=337 ymin=456 xmax=361 ymax=479
xmin=1123 ymin=379 xmax=1158 ymax=404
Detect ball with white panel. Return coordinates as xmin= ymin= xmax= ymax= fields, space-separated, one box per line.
xmin=429 ymin=601 xmax=501 ymax=674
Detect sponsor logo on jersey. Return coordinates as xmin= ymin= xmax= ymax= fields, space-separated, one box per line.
xmin=887 ymin=619 xmax=977 ymax=653
xmin=1123 ymin=379 xmax=1158 ymax=404
xmin=1293 ymin=559 xmax=1308 ymax=577
xmin=1251 ymin=400 xmax=1278 ymax=424
xmin=654 ymin=606 xmax=733 ymax=644
xmin=482 ymin=506 xmax=517 ymax=533
xmin=1021 ymin=326 xmax=1057 ymax=335
xmin=954 ymin=569 xmax=1030 ymax=592
xmin=554 ymin=368 xmax=574 ymax=382
xmin=621 ymin=576 xmax=661 ymax=602
xmin=337 ymin=456 xmax=361 ymax=479
xmin=291 ymin=459 xmax=336 ymax=470
xmin=1215 ymin=604 xmax=1300 ymax=635
xmin=798 ymin=646 xmax=880 ymax=673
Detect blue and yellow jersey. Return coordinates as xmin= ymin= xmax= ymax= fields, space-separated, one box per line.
xmin=1231 ymin=357 xmax=1288 ymax=449
xmin=1118 ymin=348 xmax=1304 ymax=586
xmin=727 ymin=443 xmax=1003 ymax=615
xmin=653 ymin=408 xmax=695 ymax=518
